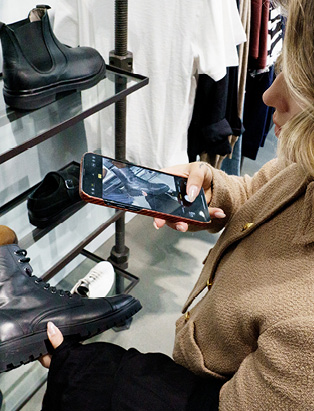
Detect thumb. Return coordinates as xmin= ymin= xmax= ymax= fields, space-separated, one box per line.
xmin=47 ymin=321 xmax=64 ymax=349
xmin=186 ymin=184 xmax=200 ymax=203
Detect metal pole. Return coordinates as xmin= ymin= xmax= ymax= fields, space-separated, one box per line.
xmin=109 ymin=0 xmax=133 ymax=294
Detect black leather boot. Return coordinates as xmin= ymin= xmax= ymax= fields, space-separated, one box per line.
xmin=27 ymin=162 xmax=82 ymax=228
xmin=110 ymin=166 xmax=170 ymax=197
xmin=0 ymin=244 xmax=141 ymax=372
xmin=0 ymin=5 xmax=106 ymax=110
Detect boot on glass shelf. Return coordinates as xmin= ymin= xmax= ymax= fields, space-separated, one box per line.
xmin=0 ymin=5 xmax=106 ymax=110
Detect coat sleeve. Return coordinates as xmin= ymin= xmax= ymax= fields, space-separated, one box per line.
xmin=205 ymin=158 xmax=282 ymax=232
xmin=219 ymin=316 xmax=314 ymax=410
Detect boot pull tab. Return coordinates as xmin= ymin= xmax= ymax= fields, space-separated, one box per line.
xmin=36 ymin=4 xmax=51 ymax=9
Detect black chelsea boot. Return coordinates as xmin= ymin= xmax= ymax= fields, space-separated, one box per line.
xmin=0 ymin=244 xmax=141 ymax=372
xmin=0 ymin=5 xmax=106 ymax=110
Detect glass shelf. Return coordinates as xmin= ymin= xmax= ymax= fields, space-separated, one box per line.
xmin=0 ymin=66 xmax=148 ymax=164
xmin=0 ymin=66 xmax=144 ymax=409
xmin=0 ymin=159 xmax=139 ymax=292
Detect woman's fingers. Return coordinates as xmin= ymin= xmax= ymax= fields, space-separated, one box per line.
xmin=153 ymin=206 xmax=226 ymax=232
xmin=210 ymin=208 xmax=226 ymax=219
xmin=39 ymin=322 xmax=64 ymax=369
xmin=154 ymin=218 xmax=189 ymax=232
xmin=39 ymin=353 xmax=52 ymax=369
xmin=186 ymin=162 xmax=212 ymax=196
xmin=153 ymin=218 xmax=167 ymax=230
xmin=47 ymin=321 xmax=64 ymax=349
xmin=153 ymin=162 xmax=222 ymax=232
xmin=161 ymin=162 xmax=213 ymax=203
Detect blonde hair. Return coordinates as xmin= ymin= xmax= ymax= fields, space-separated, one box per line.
xmin=275 ymin=0 xmax=314 ymax=176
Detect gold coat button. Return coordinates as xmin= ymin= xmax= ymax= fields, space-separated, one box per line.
xmin=207 ymin=277 xmax=213 ymax=290
xmin=242 ymin=222 xmax=254 ymax=231
xmin=185 ymin=311 xmax=190 ymax=321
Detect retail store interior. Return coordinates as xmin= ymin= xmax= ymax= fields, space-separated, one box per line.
xmin=4 ymin=126 xmax=277 ymax=411
xmin=0 ymin=1 xmax=281 ymax=409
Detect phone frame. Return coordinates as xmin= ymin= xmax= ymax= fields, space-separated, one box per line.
xmin=79 ymin=152 xmax=211 ymax=227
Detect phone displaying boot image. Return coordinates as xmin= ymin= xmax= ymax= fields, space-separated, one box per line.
xmin=79 ymin=152 xmax=211 ymax=226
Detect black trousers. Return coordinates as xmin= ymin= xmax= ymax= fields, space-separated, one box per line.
xmin=42 ymin=340 xmax=225 ymax=411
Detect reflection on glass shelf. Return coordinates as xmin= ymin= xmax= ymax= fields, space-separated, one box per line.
xmin=0 ymin=197 xmax=114 ymax=272
xmin=0 ymin=66 xmax=148 ymax=164
xmin=21 ymin=203 xmax=117 ymax=274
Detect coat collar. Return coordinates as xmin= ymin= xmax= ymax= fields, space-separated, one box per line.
xmin=211 ymin=162 xmax=311 ymax=253
xmin=293 ymin=179 xmax=314 ymax=245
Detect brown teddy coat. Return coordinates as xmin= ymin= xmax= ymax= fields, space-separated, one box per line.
xmin=173 ymin=159 xmax=314 ymax=410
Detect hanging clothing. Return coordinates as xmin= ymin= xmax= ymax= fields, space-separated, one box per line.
xmin=220 ymin=134 xmax=242 ymax=176
xmin=53 ymin=0 xmax=246 ymax=169
xmin=187 ymin=67 xmax=243 ymax=162
xmin=242 ymin=2 xmax=283 ymax=160
xmin=242 ymin=65 xmax=275 ymax=160
xmin=265 ymin=5 xmax=285 ymax=69
xmin=236 ymin=0 xmax=251 ymax=120
xmin=221 ymin=0 xmax=251 ymax=175
xmin=187 ymin=0 xmax=250 ymax=174
xmin=249 ymin=0 xmax=270 ymax=70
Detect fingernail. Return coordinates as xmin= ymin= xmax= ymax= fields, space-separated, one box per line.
xmin=214 ymin=211 xmax=226 ymax=218
xmin=153 ymin=221 xmax=159 ymax=230
xmin=48 ymin=321 xmax=57 ymax=336
xmin=176 ymin=224 xmax=186 ymax=232
xmin=188 ymin=185 xmax=198 ymax=202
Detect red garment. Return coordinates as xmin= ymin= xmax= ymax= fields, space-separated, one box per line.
xmin=249 ymin=0 xmax=270 ymax=69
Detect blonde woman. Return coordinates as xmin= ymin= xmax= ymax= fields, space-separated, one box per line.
xmin=41 ymin=0 xmax=313 ymax=409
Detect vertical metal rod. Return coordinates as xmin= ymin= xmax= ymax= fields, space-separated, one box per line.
xmin=114 ymin=0 xmax=128 ymax=258
xmin=115 ymin=98 xmax=127 ymax=161
xmin=115 ymin=98 xmax=127 ymax=258
xmin=110 ymin=0 xmax=130 ymax=294
xmin=115 ymin=0 xmax=128 ymax=57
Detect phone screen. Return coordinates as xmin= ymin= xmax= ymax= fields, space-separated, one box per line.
xmin=82 ymin=153 xmax=210 ymax=223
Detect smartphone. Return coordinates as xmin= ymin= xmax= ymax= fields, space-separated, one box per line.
xmin=79 ymin=152 xmax=211 ymax=226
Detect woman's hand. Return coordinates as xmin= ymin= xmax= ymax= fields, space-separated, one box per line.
xmin=154 ymin=162 xmax=225 ymax=232
xmin=39 ymin=322 xmax=64 ymax=369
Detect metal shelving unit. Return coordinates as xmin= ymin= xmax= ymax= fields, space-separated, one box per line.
xmin=0 ymin=65 xmax=148 ymax=291
xmin=0 ymin=2 xmax=148 ymax=406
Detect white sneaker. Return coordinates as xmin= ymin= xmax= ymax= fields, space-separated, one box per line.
xmin=71 ymin=261 xmax=115 ymax=297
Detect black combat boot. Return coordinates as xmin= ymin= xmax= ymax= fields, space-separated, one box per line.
xmin=0 ymin=5 xmax=106 ymax=110
xmin=0 ymin=244 xmax=141 ymax=372
xmin=109 ymin=165 xmax=170 ymax=197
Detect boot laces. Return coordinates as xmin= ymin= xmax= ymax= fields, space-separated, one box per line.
xmin=14 ymin=248 xmax=30 ymax=263
xmin=15 ymin=248 xmax=72 ymax=298
xmin=34 ymin=278 xmax=72 ymax=297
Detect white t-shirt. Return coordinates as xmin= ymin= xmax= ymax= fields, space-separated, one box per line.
xmin=54 ymin=0 xmax=246 ymax=168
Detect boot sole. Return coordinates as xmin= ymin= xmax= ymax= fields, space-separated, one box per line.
xmin=28 ymin=199 xmax=83 ymax=228
xmin=3 ymin=62 xmax=106 ymax=111
xmin=0 ymin=297 xmax=141 ymax=373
